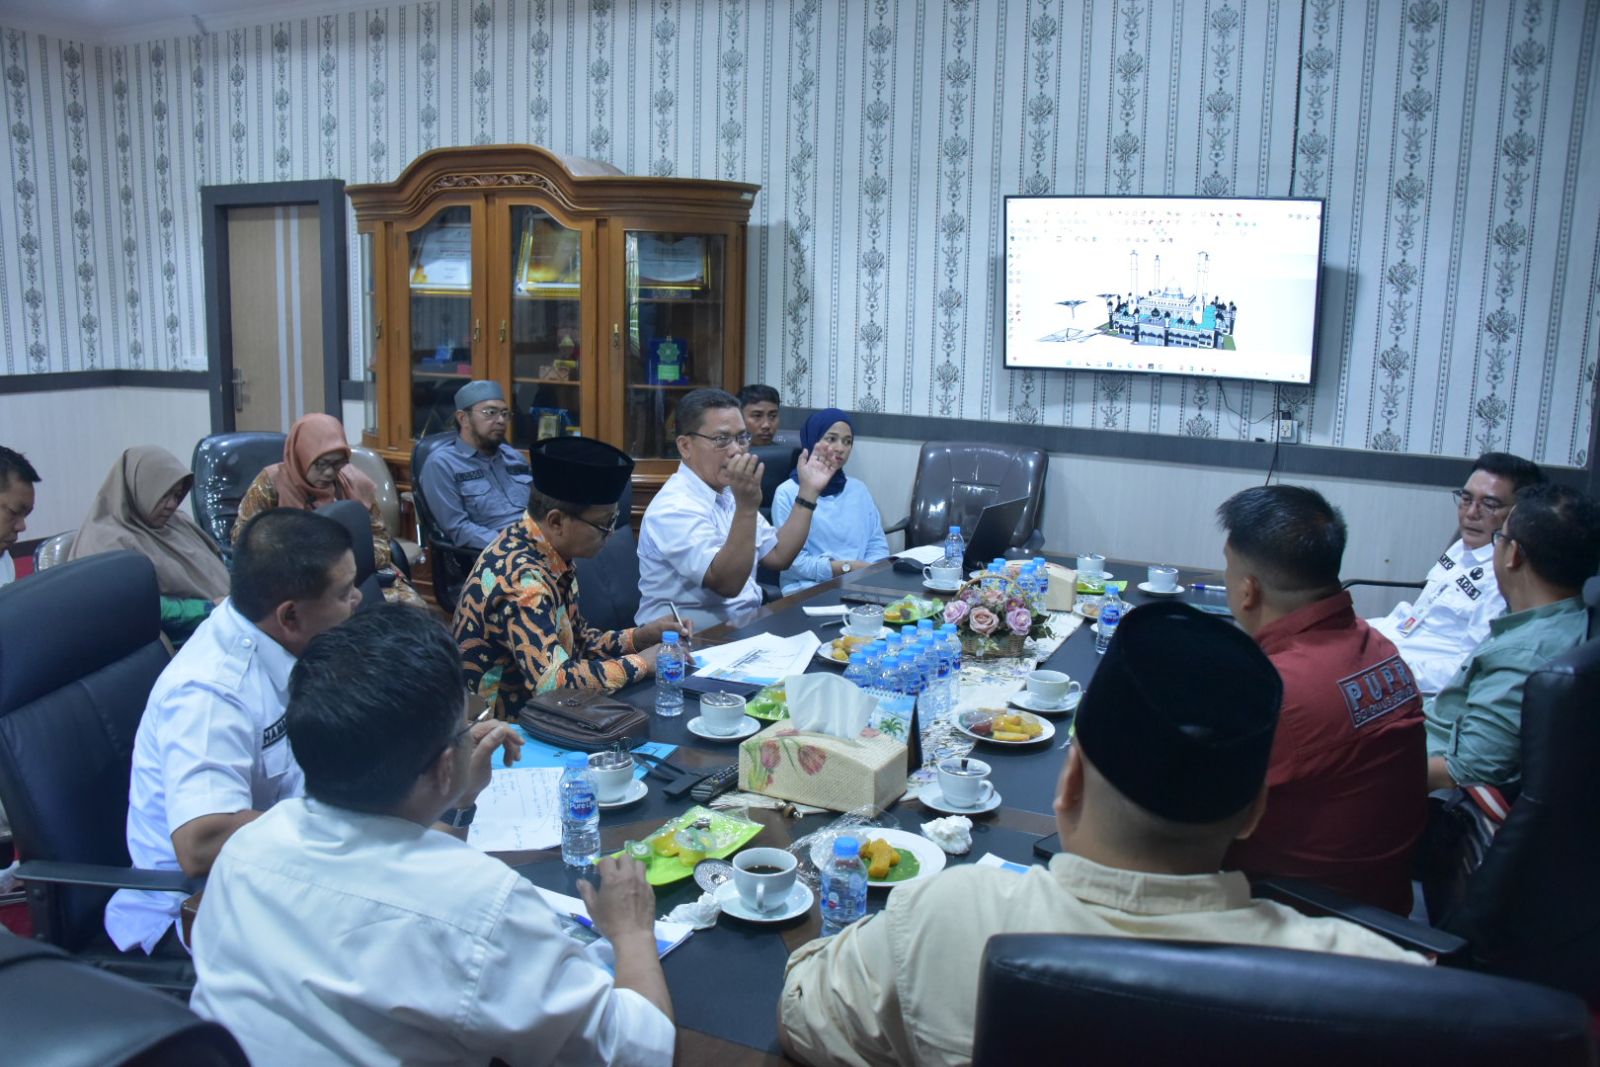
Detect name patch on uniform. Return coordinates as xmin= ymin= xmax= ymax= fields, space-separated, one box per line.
xmin=453 ymin=471 xmax=487 ymax=485
xmin=506 ymin=463 xmax=531 ymax=476
xmin=1454 ymin=574 xmax=1481 ymax=600
xmin=1337 ymin=656 xmax=1418 ymax=729
xmin=262 ymin=715 xmax=288 ymax=748
xmin=1437 ymin=553 xmax=1455 ymax=571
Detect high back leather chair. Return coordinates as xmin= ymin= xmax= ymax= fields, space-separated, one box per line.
xmin=572 ymin=481 xmax=640 ymax=634
xmin=749 ymin=443 xmax=801 ymax=521
xmin=1436 ymin=635 xmax=1600 ymax=1001
xmin=0 ymin=933 xmax=247 ymax=1065
xmin=887 ymin=441 xmax=1047 ymax=551
xmin=973 ymin=934 xmax=1595 ymax=1067
xmin=350 ymin=444 xmax=421 ymax=572
xmin=0 ymin=552 xmax=197 ymax=991
xmin=316 ymin=500 xmax=385 ymax=611
xmin=32 ymin=530 xmax=74 ymax=571
xmin=411 ymin=431 xmax=482 ymax=611
xmin=190 ymin=432 xmax=286 ymax=560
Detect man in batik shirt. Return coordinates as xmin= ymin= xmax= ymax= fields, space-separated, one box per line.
xmin=454 ymin=437 xmax=683 ymax=718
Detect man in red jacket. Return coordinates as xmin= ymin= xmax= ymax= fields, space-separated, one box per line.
xmin=1217 ymin=485 xmax=1426 ymax=914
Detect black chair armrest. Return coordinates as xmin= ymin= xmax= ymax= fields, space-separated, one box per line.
xmin=388 ymin=537 xmax=411 ymax=580
xmin=1253 ymin=876 xmax=1467 ymax=961
xmin=1021 ymin=528 xmax=1045 ymax=554
xmin=1340 ymin=578 xmax=1426 ymax=592
xmin=884 ymin=516 xmax=909 ymax=535
xmin=17 ymin=860 xmax=203 ymax=895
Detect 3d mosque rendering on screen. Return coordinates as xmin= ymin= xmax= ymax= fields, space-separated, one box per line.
xmin=1041 ymin=251 xmax=1238 ymax=350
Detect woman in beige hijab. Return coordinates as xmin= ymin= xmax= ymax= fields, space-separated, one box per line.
xmin=69 ymin=446 xmax=231 ymax=643
xmin=234 ymin=413 xmax=425 ymax=607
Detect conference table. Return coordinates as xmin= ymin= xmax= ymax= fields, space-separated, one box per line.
xmin=496 ymin=557 xmax=1227 ymax=1064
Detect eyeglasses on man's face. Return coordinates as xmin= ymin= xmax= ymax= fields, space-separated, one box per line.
xmin=569 ymin=510 xmax=620 ymax=538
xmin=473 ymin=407 xmax=512 ymax=422
xmin=686 ymin=431 xmax=753 ymax=451
xmin=1452 ymin=488 xmax=1509 ymax=515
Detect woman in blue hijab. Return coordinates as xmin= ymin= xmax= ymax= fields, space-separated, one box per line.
xmin=769 ymin=408 xmax=891 ymax=594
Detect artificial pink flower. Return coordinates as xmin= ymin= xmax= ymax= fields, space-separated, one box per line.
xmin=981 ymin=588 xmax=1005 ymax=610
xmin=969 ymin=607 xmax=1000 ymax=635
xmin=1006 ymin=607 xmax=1032 ymax=636
xmin=943 ymin=599 xmax=970 ymax=625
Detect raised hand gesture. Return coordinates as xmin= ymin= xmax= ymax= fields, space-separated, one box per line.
xmin=793 ymin=447 xmax=833 ymax=500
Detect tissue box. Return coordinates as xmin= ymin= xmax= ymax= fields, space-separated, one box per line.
xmin=738 ymin=723 xmax=908 ymax=813
xmin=1046 ymin=564 xmax=1077 ymax=613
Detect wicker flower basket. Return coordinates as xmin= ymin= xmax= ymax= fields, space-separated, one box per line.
xmin=950 ymin=575 xmax=1036 ymax=660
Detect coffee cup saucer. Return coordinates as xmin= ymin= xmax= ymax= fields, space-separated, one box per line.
xmin=1009 ymin=690 xmax=1082 ymax=716
xmin=715 ymin=879 xmax=814 ymax=923
xmin=923 ymin=579 xmax=961 ymax=593
xmin=918 ymin=781 xmax=1002 ymax=815
xmin=597 ymin=778 xmax=648 ymax=810
xmin=687 ymin=715 xmax=759 ymax=741
xmin=1137 ymin=581 xmax=1186 ymax=596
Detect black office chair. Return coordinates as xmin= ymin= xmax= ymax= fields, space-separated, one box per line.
xmin=750 ymin=443 xmax=801 ymax=523
xmin=1584 ymin=574 xmax=1600 ymax=640
xmin=1263 ymin=634 xmax=1600 ymax=1007
xmin=573 ymin=481 xmax=641 ymax=633
xmin=0 ymin=552 xmax=199 ymax=993
xmin=0 ymin=932 xmax=247 ymax=1065
xmin=886 ymin=441 xmax=1047 ymax=552
xmin=190 ymin=432 xmax=286 ymax=562
xmin=411 ymin=431 xmax=483 ymax=612
xmin=972 ymin=934 xmax=1595 ymax=1067
xmin=317 ymin=500 xmax=386 ymax=611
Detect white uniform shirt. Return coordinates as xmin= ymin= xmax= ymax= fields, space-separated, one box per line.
xmin=635 ymin=465 xmax=778 ymax=628
xmin=105 ymin=600 xmax=303 ymax=952
xmin=1369 ymin=538 xmax=1504 ymax=694
xmin=189 ymin=797 xmax=675 ymax=1067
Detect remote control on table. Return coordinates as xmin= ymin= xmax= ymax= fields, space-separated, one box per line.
xmin=688 ymin=765 xmax=741 ymax=804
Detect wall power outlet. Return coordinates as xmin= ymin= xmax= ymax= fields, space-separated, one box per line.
xmin=1275 ymin=418 xmax=1301 ymax=443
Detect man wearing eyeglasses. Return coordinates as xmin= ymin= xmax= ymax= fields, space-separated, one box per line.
xmin=637 ymin=388 xmax=835 ymax=628
xmin=417 ymin=380 xmax=534 ymax=551
xmin=455 ymin=437 xmax=686 ymax=714
xmin=1369 ymin=453 xmax=1546 ymax=693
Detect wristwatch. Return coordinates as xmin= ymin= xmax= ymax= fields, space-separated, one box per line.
xmin=441 ymin=804 xmax=477 ymax=829
xmin=840 ymin=562 xmax=853 ymax=573
xmin=795 ymin=496 xmax=818 ymax=511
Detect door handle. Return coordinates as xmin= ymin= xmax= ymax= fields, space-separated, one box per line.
xmin=499 ymin=319 xmax=507 ymax=343
xmin=612 ymin=323 xmax=621 ymax=349
xmin=374 ymin=319 xmax=382 ymax=340
xmin=231 ymin=367 xmax=246 ymax=413
xmin=473 ymin=318 xmax=482 ymax=343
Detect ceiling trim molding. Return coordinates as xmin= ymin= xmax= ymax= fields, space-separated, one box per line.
xmin=0 ymin=0 xmax=390 ymax=47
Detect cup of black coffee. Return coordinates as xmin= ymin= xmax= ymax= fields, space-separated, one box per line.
xmin=732 ymin=848 xmax=797 ymax=912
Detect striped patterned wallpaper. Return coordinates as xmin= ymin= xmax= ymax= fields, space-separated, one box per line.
xmin=1 ymin=0 xmax=1596 ymax=465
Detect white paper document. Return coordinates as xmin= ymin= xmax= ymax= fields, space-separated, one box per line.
xmin=895 ymin=543 xmax=949 ymax=565
xmin=691 ymin=631 xmax=822 ymax=685
xmin=534 ymin=886 xmax=696 ymax=961
xmin=801 ymin=604 xmax=851 ymax=618
xmin=468 ymin=767 xmax=563 ymax=852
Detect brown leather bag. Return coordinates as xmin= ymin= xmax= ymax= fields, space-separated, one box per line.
xmin=515 ymin=690 xmax=650 ymax=751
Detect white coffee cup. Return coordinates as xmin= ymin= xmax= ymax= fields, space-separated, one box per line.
xmin=845 ymin=603 xmax=885 ymax=636
xmin=587 ymin=751 xmax=635 ymax=804
xmin=923 ymin=563 xmax=962 ymax=587
xmin=699 ymin=691 xmax=748 ymax=736
xmin=1026 ymin=669 xmax=1081 ymax=707
xmin=936 ymin=757 xmax=994 ymax=809
xmin=1076 ymin=553 xmax=1106 ymax=575
xmin=733 ymin=847 xmax=798 ymax=912
xmin=1147 ymin=565 xmax=1179 ymax=592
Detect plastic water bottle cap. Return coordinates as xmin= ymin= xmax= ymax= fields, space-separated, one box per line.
xmin=662 ymin=631 xmax=680 ymax=644
xmin=940 ymin=623 xmax=957 ymax=633
xmin=949 ymin=525 xmax=961 ymax=535
xmin=833 ymin=836 xmax=860 ymax=858
xmin=564 ymin=752 xmax=588 ymax=769
xmin=1033 ymin=557 xmax=1046 ymax=566
xmin=848 ymin=652 xmax=866 ymax=664
xmin=917 ymin=619 xmax=934 ymax=631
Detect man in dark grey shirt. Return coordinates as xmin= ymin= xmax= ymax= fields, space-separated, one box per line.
xmin=417 ymin=381 xmax=532 ymax=551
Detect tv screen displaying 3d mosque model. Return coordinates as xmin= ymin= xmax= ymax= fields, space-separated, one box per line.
xmin=1002 ymin=196 xmax=1325 ymax=386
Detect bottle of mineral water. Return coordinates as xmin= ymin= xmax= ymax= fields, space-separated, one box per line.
xmin=939 ymin=623 xmax=963 ymax=708
xmin=844 ymin=651 xmax=870 ymax=689
xmin=559 ymin=752 xmax=600 ymax=870
xmin=820 ymin=837 xmax=868 ymax=935
xmin=1096 ymin=588 xmax=1123 ymax=655
xmin=1032 ymin=557 xmax=1050 ymax=602
xmin=943 ymin=524 xmax=966 ymax=569
xmin=654 ymin=631 xmax=686 ymax=716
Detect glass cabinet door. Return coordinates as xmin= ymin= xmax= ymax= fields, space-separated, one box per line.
xmin=406 ymin=205 xmax=475 ymax=439
xmin=622 ymin=230 xmax=727 ymax=458
xmin=358 ymin=231 xmax=379 ymax=438
xmin=508 ymin=205 xmax=584 ymax=443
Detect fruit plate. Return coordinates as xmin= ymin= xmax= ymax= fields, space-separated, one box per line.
xmin=956 ymin=708 xmax=1057 ymax=746
xmin=882 ymin=595 xmax=944 ymax=626
xmin=809 ymin=827 xmax=947 ymax=888
xmin=745 ymin=685 xmax=790 ymax=722
xmin=616 ymin=806 xmax=763 ymax=886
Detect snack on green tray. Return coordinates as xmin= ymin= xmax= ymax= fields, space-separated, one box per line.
xmin=882 ymin=595 xmax=943 ymax=625
xmin=620 ymin=806 xmax=763 ymax=886
xmin=746 ymin=684 xmax=790 ymax=722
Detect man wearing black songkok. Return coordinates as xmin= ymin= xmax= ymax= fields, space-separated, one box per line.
xmin=780 ymin=602 xmax=1425 ymax=1067
xmin=454 ymin=436 xmax=685 ymax=716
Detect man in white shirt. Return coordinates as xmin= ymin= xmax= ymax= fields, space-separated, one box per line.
xmin=780 ymin=601 xmax=1425 ymax=1067
xmin=1369 ymin=452 xmax=1545 ymax=693
xmin=105 ymin=508 xmax=362 ymax=953
xmin=0 ymin=446 xmax=39 ymax=589
xmin=190 ymin=604 xmax=675 ymax=1067
xmin=637 ymin=387 xmax=833 ymax=628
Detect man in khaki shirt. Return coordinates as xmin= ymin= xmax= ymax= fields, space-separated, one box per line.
xmin=779 ymin=601 xmax=1425 ymax=1067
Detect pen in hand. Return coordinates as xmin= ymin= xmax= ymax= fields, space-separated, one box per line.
xmin=1190 ymin=583 xmax=1227 ymax=592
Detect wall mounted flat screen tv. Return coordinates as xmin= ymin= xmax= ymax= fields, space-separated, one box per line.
xmin=1003 ymin=196 xmax=1325 ymax=386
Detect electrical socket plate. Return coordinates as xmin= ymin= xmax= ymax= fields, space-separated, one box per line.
xmin=1276 ymin=419 xmax=1301 ymax=443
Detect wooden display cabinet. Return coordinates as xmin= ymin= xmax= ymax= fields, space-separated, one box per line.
xmin=348 ymin=145 xmax=759 ymax=520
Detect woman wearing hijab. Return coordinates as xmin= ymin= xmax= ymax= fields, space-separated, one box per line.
xmin=769 ymin=408 xmax=890 ymax=595
xmin=69 ymin=446 xmax=232 ymax=643
xmin=234 ymin=413 xmax=425 ymax=607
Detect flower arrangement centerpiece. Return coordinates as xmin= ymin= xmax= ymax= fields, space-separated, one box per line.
xmin=941 ymin=574 xmax=1051 ymax=660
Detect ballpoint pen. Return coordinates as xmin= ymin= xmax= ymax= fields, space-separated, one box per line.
xmin=1190 ymin=583 xmax=1227 ymax=592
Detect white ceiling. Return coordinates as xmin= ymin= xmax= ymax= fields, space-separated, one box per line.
xmin=0 ymin=0 xmax=374 ymax=43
